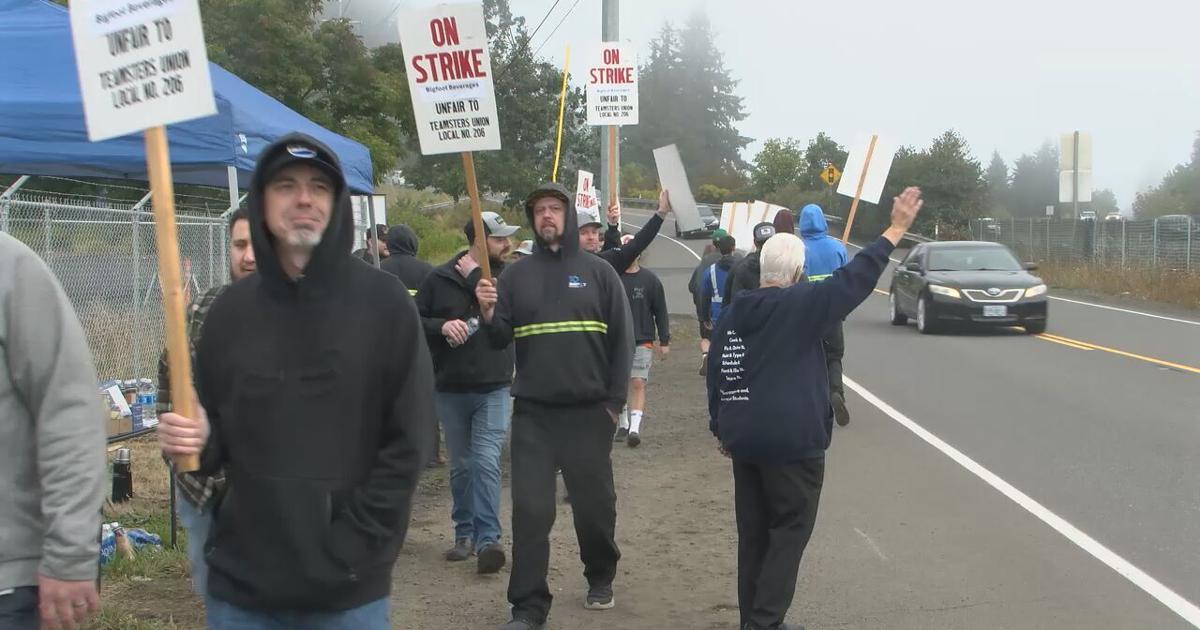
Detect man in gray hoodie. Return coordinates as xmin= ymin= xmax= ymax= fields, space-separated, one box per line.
xmin=0 ymin=232 xmax=105 ymax=630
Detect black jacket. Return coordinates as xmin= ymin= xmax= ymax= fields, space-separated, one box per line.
xmin=194 ymin=134 xmax=435 ymax=612
xmin=417 ymin=251 xmax=514 ymax=393
xmin=597 ymin=213 xmax=664 ymax=273
xmin=380 ymin=225 xmax=434 ymax=295
xmin=622 ymin=267 xmax=670 ymax=346
xmin=485 ymin=183 xmax=634 ymax=414
xmin=723 ymin=250 xmax=761 ymax=307
xmin=708 ymin=237 xmax=894 ymax=463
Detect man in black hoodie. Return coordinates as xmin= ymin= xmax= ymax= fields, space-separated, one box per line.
xmin=156 ymin=133 xmax=435 ymax=628
xmin=475 ymin=183 xmax=634 ymax=630
xmin=416 ymin=211 xmax=518 ymax=575
xmin=708 ymin=188 xmax=923 ymax=630
xmin=380 ymin=224 xmax=434 ymax=296
xmin=723 ymin=221 xmax=777 ymax=308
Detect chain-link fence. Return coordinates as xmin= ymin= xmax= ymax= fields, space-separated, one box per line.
xmin=0 ymin=193 xmax=228 ymax=382
xmin=970 ymin=216 xmax=1197 ymax=272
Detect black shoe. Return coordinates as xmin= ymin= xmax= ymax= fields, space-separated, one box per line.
xmin=476 ymin=543 xmax=506 ymax=574
xmin=832 ymin=392 xmax=850 ymax=427
xmin=584 ymin=583 xmax=615 ymax=610
xmin=626 ymin=431 xmax=641 ymax=448
xmin=443 ymin=538 xmax=473 ymax=562
xmin=614 ymin=427 xmax=629 ymax=442
xmin=743 ymin=624 xmax=804 ymax=630
xmin=497 ymin=619 xmax=543 ymax=630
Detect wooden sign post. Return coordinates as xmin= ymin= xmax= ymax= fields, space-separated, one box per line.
xmin=399 ymin=2 xmax=502 ymax=280
xmin=841 ymin=134 xmax=877 ymax=244
xmin=71 ymin=0 xmax=219 ymax=472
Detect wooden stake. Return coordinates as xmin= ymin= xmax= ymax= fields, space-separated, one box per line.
xmin=841 ymin=134 xmax=878 ymax=244
xmin=144 ymin=126 xmax=198 ymax=473
xmin=608 ymin=126 xmax=618 ymax=206
xmin=551 ymin=45 xmax=571 ymax=183
xmin=461 ymin=152 xmax=492 ymax=280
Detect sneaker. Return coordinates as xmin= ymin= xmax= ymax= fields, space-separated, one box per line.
xmin=832 ymin=392 xmax=850 ymax=427
xmin=443 ymin=538 xmax=473 ymax=562
xmin=626 ymin=431 xmax=641 ymax=448
xmin=584 ymin=584 xmax=615 ymax=610
xmin=497 ymin=619 xmax=543 ymax=630
xmin=614 ymin=427 xmax=629 ymax=442
xmin=698 ymin=353 xmax=708 ymax=376
xmin=476 ymin=543 xmax=506 ymax=574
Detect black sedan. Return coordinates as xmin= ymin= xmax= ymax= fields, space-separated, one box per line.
xmin=674 ymin=203 xmax=721 ymax=238
xmin=888 ymin=241 xmax=1048 ymax=334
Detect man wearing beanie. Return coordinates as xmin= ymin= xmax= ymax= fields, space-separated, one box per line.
xmin=156 ymin=133 xmax=436 ymax=627
xmin=475 ymin=183 xmax=633 ymax=630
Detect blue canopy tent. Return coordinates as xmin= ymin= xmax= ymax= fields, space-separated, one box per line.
xmin=0 ymin=0 xmax=375 ymax=199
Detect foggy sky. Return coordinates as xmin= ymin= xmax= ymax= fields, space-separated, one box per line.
xmin=347 ymin=0 xmax=1200 ymax=211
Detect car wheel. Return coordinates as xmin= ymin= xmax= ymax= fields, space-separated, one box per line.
xmin=889 ymin=291 xmax=908 ymax=325
xmin=1024 ymin=320 xmax=1047 ymax=334
xmin=917 ymin=294 xmax=938 ymax=335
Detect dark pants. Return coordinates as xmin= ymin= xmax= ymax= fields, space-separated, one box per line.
xmin=822 ymin=322 xmax=845 ymax=396
xmin=732 ymin=456 xmax=825 ymax=630
xmin=0 ymin=586 xmax=38 ymax=630
xmin=507 ymin=401 xmax=620 ymax=624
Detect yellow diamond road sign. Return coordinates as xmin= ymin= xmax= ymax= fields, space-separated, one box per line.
xmin=820 ymin=165 xmax=841 ymax=186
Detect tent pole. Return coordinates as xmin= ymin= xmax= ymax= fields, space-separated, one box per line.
xmin=1 ymin=176 xmax=31 ymax=233
xmin=226 ymin=166 xmax=238 ymax=213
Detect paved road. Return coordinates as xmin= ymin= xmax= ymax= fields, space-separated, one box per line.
xmin=621 ymin=208 xmax=1200 ymax=628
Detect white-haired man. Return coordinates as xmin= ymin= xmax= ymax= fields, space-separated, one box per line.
xmin=707 ymin=188 xmax=923 ymax=630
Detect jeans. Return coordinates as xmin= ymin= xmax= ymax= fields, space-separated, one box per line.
xmin=436 ymin=387 xmax=511 ymax=548
xmin=177 ymin=487 xmax=212 ymax=597
xmin=0 ymin=586 xmax=38 ymax=630
xmin=205 ymin=596 xmax=388 ymax=630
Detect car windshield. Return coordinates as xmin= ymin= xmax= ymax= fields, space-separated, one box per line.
xmin=928 ymin=247 xmax=1021 ymax=272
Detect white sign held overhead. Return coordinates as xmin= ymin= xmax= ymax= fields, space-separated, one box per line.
xmin=576 ymin=170 xmax=600 ymax=215
xmin=70 ymin=0 xmax=217 ymax=142
xmin=652 ymin=144 xmax=702 ymax=233
xmin=587 ymin=43 xmax=639 ymax=126
xmin=398 ymin=3 xmax=501 ymax=155
xmin=837 ymin=134 xmax=896 ymax=205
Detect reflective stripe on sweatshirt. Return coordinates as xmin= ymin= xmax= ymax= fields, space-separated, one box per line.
xmin=408 ymin=289 xmax=418 ymax=296
xmin=513 ymin=320 xmax=608 ymax=339
xmin=808 ymin=274 xmax=833 ymax=281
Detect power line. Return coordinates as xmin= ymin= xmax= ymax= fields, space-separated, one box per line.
xmin=526 ymin=0 xmax=563 ymax=45
xmin=495 ymin=0 xmax=575 ymax=82
xmin=531 ymin=0 xmax=583 ymax=58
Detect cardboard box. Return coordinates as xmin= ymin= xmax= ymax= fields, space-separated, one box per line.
xmin=106 ymin=414 xmax=133 ymax=438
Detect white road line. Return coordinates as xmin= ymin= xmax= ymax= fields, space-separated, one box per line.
xmin=621 ymin=214 xmax=702 ymax=262
xmin=853 ymin=527 xmax=890 ymax=561
xmin=844 ymin=376 xmax=1200 ymax=628
xmin=845 ymin=242 xmax=1200 ymax=326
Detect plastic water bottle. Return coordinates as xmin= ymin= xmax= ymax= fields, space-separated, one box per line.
xmin=137 ymin=379 xmax=157 ymax=427
xmin=464 ymin=316 xmax=480 ymax=339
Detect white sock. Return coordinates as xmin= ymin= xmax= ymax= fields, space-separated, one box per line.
xmin=619 ymin=409 xmax=630 ymax=431
xmin=629 ymin=411 xmax=643 ymax=434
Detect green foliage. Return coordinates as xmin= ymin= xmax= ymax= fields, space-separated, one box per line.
xmin=620 ymin=163 xmax=656 ymax=196
xmin=751 ymin=138 xmax=805 ymax=197
xmin=1092 ymin=189 xmax=1120 ymax=216
xmin=623 ymin=17 xmax=750 ymax=189
xmin=1134 ymin=133 xmax=1200 ymax=218
xmin=877 ymin=130 xmax=987 ymax=235
xmin=802 ymin=133 xmax=849 ymax=191
xmin=1009 ymin=141 xmax=1059 ymax=217
xmin=761 ymin=184 xmax=831 ymax=214
xmin=985 ymin=151 xmax=1010 ymax=217
xmin=696 ymin=184 xmax=731 ymax=204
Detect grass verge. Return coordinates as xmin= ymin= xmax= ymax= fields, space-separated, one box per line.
xmin=1038 ymin=262 xmax=1200 ymax=310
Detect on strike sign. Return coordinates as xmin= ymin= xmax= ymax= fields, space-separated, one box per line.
xmin=70 ymin=0 xmax=217 ymax=142
xmin=399 ymin=3 xmax=501 ymax=155
xmin=586 ymin=43 xmax=638 ymax=126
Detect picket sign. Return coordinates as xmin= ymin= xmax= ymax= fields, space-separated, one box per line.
xmin=71 ymin=0 xmax=220 ymax=472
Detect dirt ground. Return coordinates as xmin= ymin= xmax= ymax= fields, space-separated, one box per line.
xmin=390 ymin=317 xmax=747 ymax=629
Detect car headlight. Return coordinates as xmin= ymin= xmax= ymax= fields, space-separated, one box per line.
xmin=928 ymin=284 xmax=961 ymax=299
xmin=1024 ymin=284 xmax=1047 ymax=298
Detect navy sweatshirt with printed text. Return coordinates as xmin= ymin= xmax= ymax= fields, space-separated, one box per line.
xmin=706 ymin=236 xmax=894 ymax=463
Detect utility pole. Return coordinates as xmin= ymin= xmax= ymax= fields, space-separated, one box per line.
xmin=599 ymin=0 xmax=619 ymax=207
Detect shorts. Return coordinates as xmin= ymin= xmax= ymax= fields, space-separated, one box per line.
xmin=698 ymin=322 xmax=711 ymax=340
xmin=631 ymin=345 xmax=653 ymax=381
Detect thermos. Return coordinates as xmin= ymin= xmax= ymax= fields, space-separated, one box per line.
xmin=111 ymin=448 xmax=133 ymax=503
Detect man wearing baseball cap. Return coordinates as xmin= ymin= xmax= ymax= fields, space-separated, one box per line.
xmin=723 ymin=222 xmax=778 ymax=308
xmin=416 ymin=211 xmax=518 ymax=574
xmin=578 ymin=191 xmax=674 ymax=274
xmin=688 ymin=229 xmax=739 ymax=373
xmin=156 ymin=133 xmax=435 ymax=628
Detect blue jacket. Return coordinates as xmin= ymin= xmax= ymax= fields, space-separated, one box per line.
xmin=697 ymin=254 xmax=737 ymax=324
xmin=799 ymin=204 xmax=849 ymax=281
xmin=707 ymin=237 xmax=894 ymax=463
